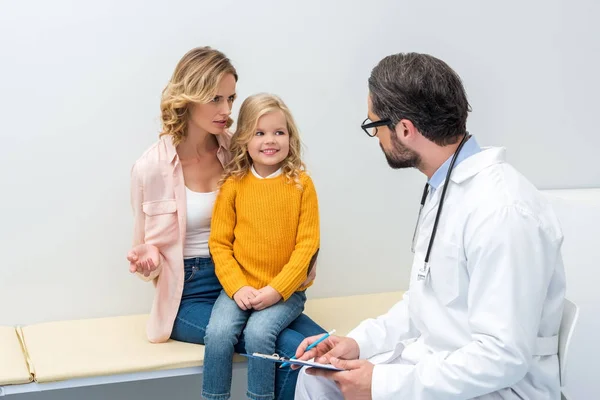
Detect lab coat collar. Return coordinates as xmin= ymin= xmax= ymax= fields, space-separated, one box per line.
xmin=428 ymin=136 xmax=481 ymax=191
xmin=420 ymin=147 xmax=506 ymax=220
xmin=450 ymin=146 xmax=506 ymax=185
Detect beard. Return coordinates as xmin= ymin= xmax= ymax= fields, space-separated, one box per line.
xmin=381 ymin=133 xmax=421 ymax=169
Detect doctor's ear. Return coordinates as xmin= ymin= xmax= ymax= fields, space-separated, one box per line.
xmin=394 ymin=119 xmax=418 ymax=140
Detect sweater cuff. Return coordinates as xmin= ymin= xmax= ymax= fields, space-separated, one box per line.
xmin=222 ymin=279 xmax=248 ymax=299
xmin=269 ymin=273 xmax=301 ymax=301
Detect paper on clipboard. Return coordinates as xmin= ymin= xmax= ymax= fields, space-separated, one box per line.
xmin=240 ymin=353 xmax=344 ymax=371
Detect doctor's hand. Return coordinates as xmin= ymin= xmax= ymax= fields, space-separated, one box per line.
xmin=292 ymin=335 xmax=360 ymax=369
xmin=233 ymin=286 xmax=261 ymax=310
xmin=249 ymin=286 xmax=282 ymax=310
xmin=307 ymin=357 xmax=374 ymax=400
xmin=127 ymin=244 xmax=160 ymax=277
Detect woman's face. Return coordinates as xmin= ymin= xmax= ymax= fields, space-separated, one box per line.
xmin=188 ymin=73 xmax=237 ymax=135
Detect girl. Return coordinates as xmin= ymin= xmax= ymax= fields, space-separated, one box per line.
xmin=202 ymin=93 xmax=320 ymax=400
xmin=126 ymin=48 xmax=325 ymax=399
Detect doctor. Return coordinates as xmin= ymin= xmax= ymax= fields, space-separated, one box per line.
xmin=294 ymin=52 xmax=566 ymax=399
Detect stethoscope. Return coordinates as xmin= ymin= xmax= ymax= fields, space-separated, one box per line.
xmin=413 ymin=132 xmax=470 ymax=281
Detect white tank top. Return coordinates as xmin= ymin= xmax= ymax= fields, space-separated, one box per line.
xmin=183 ymin=187 xmax=217 ymax=258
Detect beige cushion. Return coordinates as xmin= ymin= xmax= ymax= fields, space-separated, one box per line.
xmin=304 ymin=291 xmax=404 ymax=336
xmin=21 ymin=291 xmax=404 ymax=383
xmin=21 ymin=314 xmax=207 ymax=383
xmin=0 ymin=326 xmax=32 ymax=385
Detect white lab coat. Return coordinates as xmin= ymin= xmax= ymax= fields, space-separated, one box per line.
xmin=347 ymin=147 xmax=566 ymax=399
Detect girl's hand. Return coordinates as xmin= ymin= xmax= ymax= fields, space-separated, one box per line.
xmin=250 ymin=286 xmax=282 ymax=310
xmin=233 ymin=286 xmax=260 ymax=310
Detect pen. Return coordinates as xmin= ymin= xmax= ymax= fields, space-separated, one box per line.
xmin=279 ymin=329 xmax=336 ymax=368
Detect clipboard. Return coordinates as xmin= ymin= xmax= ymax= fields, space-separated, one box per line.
xmin=240 ymin=353 xmax=344 ymax=371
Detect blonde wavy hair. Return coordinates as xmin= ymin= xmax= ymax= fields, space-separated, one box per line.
xmin=223 ymin=93 xmax=306 ymax=188
xmin=159 ymin=46 xmax=238 ymax=146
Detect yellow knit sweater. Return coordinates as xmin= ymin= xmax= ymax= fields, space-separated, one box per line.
xmin=209 ymin=170 xmax=320 ymax=300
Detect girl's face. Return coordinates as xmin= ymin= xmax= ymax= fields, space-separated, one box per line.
xmin=247 ymin=109 xmax=290 ymax=177
xmin=188 ymin=73 xmax=237 ymax=135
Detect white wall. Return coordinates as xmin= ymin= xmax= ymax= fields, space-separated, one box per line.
xmin=543 ymin=189 xmax=600 ymax=400
xmin=1 ymin=0 xmax=598 ymax=398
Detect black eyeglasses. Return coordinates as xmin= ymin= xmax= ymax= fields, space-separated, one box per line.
xmin=361 ymin=117 xmax=393 ymax=137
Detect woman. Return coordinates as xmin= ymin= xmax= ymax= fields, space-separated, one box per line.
xmin=126 ymin=46 xmax=325 ymax=399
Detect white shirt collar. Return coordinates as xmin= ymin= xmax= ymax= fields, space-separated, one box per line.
xmin=251 ymin=165 xmax=282 ymax=179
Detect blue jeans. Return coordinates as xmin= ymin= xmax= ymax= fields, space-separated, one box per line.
xmin=202 ymin=290 xmax=307 ymax=400
xmin=170 ymin=257 xmax=325 ymax=399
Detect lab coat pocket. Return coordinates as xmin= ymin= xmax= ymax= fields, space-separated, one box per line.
xmin=430 ymin=241 xmax=461 ymax=306
xmin=142 ymin=199 xmax=178 ymax=247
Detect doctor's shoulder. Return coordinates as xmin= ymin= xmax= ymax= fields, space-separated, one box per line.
xmin=468 ymin=162 xmax=560 ymax=230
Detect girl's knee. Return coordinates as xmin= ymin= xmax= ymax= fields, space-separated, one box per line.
xmin=244 ymin=325 xmax=277 ymax=350
xmin=205 ymin=321 xmax=238 ymax=344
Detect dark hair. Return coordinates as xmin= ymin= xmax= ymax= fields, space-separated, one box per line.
xmin=368 ymin=53 xmax=471 ymax=146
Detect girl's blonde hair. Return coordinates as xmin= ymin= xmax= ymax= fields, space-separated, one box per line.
xmin=223 ymin=93 xmax=305 ymax=187
xmin=159 ymin=46 xmax=238 ymax=146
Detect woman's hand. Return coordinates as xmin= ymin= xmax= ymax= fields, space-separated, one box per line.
xmin=127 ymin=244 xmax=160 ymax=277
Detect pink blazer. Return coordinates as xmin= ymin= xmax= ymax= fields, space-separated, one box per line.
xmin=130 ymin=133 xmax=232 ymax=343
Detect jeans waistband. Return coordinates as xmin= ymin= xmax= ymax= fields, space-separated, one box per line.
xmin=183 ymin=256 xmax=213 ymax=268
